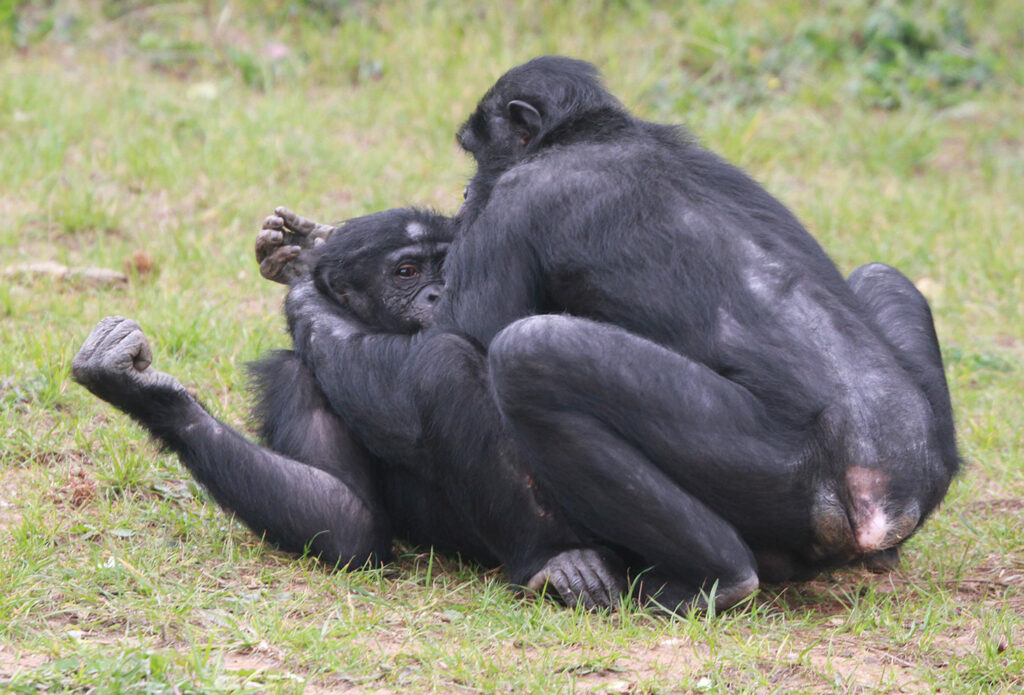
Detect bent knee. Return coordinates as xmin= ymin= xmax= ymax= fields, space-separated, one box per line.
xmin=847 ymin=262 xmax=920 ymax=299
xmin=314 ymin=510 xmax=392 ymax=570
xmin=489 ymin=314 xmax=590 ymax=380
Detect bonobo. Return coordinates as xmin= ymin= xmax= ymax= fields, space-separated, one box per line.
xmin=72 ymin=208 xmax=622 ymax=609
xmin=276 ymin=56 xmax=958 ymax=612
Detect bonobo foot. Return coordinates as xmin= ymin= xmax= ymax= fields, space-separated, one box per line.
xmin=256 ymin=207 xmax=336 ymax=284
xmin=635 ymin=570 xmax=759 ymax=615
xmin=526 ymin=548 xmax=625 ymax=610
xmin=861 ymin=546 xmax=901 ymax=573
xmin=72 ymin=316 xmax=186 ymax=404
xmin=754 ymin=549 xmax=821 ymax=584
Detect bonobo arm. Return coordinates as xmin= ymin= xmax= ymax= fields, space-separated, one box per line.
xmin=284 ymin=280 xmax=425 ymax=464
xmin=72 ymin=316 xmax=390 ymax=566
xmin=439 ymin=204 xmax=544 ymax=346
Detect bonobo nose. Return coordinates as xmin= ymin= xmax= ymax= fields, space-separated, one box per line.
xmin=426 ymin=290 xmax=440 ymax=304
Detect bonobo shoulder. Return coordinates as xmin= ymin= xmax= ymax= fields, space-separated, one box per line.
xmin=493 ymin=141 xmax=644 ymax=203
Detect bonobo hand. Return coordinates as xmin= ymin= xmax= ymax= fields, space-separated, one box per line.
xmin=72 ymin=316 xmax=185 ymax=404
xmin=256 ymin=207 xmax=336 ymax=284
xmin=526 ymin=548 xmax=624 ymax=610
xmin=284 ymin=278 xmax=361 ymax=351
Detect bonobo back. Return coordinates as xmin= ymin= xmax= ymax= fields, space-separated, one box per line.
xmin=452 ymin=56 xmax=958 ymax=586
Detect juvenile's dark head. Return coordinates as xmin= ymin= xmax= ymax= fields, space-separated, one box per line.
xmin=456 ymin=56 xmax=626 ymax=174
xmin=313 ymin=209 xmax=452 ymax=333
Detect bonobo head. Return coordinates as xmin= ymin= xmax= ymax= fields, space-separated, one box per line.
xmin=313 ymin=209 xmax=453 ymax=333
xmin=455 ymin=56 xmax=627 ymax=216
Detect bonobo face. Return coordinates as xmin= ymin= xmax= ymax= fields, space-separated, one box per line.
xmin=313 ymin=209 xmax=453 ymax=333
xmin=375 ymin=237 xmax=448 ymax=330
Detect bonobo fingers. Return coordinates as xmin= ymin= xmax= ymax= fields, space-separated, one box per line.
xmin=526 ymin=548 xmax=624 ymax=610
xmin=255 ymin=217 xmax=285 ymax=263
xmin=72 ymin=316 xmax=149 ymax=383
xmin=256 ymin=207 xmax=334 ymax=283
xmin=72 ymin=316 xmax=184 ymax=398
xmin=258 ymin=244 xmax=304 ymax=284
xmin=274 ymin=206 xmax=335 ymax=242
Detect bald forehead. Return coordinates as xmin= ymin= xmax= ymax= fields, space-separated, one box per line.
xmin=405 ymin=221 xmax=427 ymax=239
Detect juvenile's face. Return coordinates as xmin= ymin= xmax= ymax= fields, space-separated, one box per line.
xmin=313 ymin=211 xmax=453 ymax=333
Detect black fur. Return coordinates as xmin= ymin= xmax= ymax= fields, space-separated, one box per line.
xmin=71 ymin=315 xmax=391 ymax=567
xmin=287 ymin=57 xmax=958 ymax=610
xmin=279 ymin=211 xmax=616 ymax=596
xmin=72 ymin=209 xmax=620 ymax=608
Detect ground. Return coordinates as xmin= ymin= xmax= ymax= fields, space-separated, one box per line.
xmin=1 ymin=1 xmax=1022 ymax=692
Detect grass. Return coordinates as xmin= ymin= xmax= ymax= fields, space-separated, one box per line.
xmin=1 ymin=0 xmax=1022 ymax=692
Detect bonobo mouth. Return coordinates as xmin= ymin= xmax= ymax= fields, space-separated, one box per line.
xmin=811 ymin=466 xmax=921 ymax=559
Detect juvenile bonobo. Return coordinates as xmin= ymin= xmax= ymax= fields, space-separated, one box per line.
xmin=73 ymin=208 xmax=621 ymax=609
xmin=274 ymin=57 xmax=959 ymax=612
xmin=265 ymin=208 xmax=621 ymax=607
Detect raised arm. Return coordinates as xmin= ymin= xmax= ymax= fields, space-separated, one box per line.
xmin=72 ymin=317 xmax=390 ymax=566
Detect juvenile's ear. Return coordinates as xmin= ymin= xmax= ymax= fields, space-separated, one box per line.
xmin=507 ymin=100 xmax=541 ymax=144
xmin=313 ymin=263 xmax=347 ymax=305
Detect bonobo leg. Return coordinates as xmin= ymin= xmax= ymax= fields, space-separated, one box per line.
xmin=73 ymin=317 xmax=390 ymax=566
xmin=406 ymin=332 xmax=625 ymax=609
xmin=846 ymin=262 xmax=961 ymax=572
xmin=248 ymin=349 xmax=392 ymax=559
xmin=846 ymin=263 xmax=957 ymax=471
xmin=488 ymin=315 xmax=787 ymax=611
xmin=256 ymin=356 xmax=495 ymax=564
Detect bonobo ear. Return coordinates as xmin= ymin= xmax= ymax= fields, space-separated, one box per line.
xmin=313 ymin=263 xmax=348 ymax=306
xmin=507 ymin=100 xmax=542 ymax=145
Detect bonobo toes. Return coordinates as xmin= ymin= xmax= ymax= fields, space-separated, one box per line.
xmin=635 ymin=571 xmax=759 ymax=615
xmin=526 ymin=548 xmax=625 ymax=610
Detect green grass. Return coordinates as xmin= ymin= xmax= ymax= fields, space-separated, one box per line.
xmin=1 ymin=1 xmax=1022 ymax=692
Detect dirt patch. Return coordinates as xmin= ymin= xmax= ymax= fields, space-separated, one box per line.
xmin=0 ymin=469 xmax=31 ymax=531
xmin=566 ymin=629 xmax=937 ymax=693
xmin=967 ymin=497 xmax=1024 ymax=515
xmin=801 ymin=646 xmax=928 ymax=693
xmin=222 ymin=646 xmax=285 ymax=674
xmin=0 ymin=646 xmax=49 ymax=679
xmin=48 ymin=466 xmax=98 ymax=510
xmin=572 ymin=638 xmax=708 ymax=692
xmin=0 ymin=493 xmax=20 ymax=531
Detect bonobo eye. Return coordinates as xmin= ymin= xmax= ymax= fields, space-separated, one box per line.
xmin=395 ymin=264 xmax=419 ymax=278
